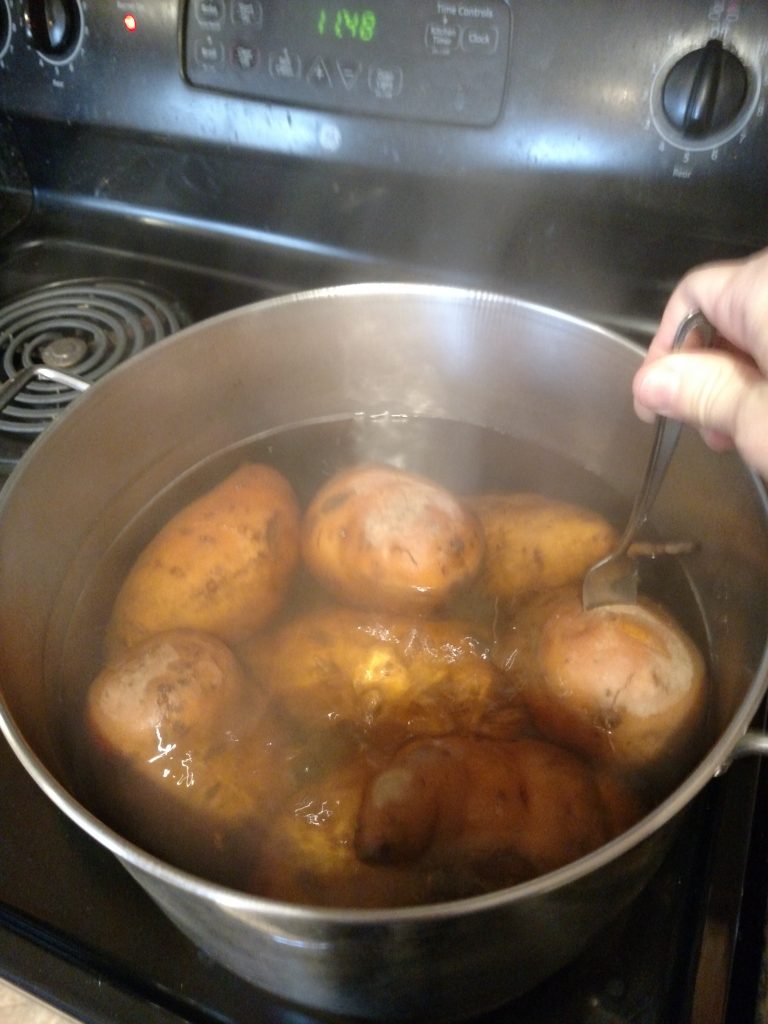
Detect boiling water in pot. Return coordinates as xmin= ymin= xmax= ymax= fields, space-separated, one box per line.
xmin=57 ymin=414 xmax=713 ymax=905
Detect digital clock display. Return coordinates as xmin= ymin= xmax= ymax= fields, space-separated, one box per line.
xmin=316 ymin=7 xmax=377 ymax=42
xmin=185 ymin=0 xmax=512 ymax=128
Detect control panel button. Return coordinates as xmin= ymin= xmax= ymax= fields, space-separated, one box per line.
xmin=231 ymin=0 xmax=262 ymax=28
xmin=425 ymin=22 xmax=459 ymax=56
xmin=232 ymin=43 xmax=259 ymax=70
xmin=269 ymin=48 xmax=301 ymax=81
xmin=306 ymin=56 xmax=332 ymax=87
xmin=368 ymin=65 xmax=403 ymax=100
xmin=336 ymin=59 xmax=362 ymax=91
xmin=460 ymin=25 xmax=498 ymax=55
xmin=194 ymin=38 xmax=225 ymax=65
xmin=196 ymin=0 xmax=224 ymax=27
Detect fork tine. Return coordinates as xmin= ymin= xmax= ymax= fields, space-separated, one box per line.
xmin=582 ymin=553 xmax=639 ymax=610
xmin=581 ymin=312 xmax=713 ymax=612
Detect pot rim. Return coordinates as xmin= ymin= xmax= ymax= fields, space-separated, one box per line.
xmin=1 ymin=281 xmax=767 ymax=923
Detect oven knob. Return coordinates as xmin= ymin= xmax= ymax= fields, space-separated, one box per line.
xmin=661 ymin=39 xmax=748 ymax=139
xmin=22 ymin=0 xmax=81 ymax=58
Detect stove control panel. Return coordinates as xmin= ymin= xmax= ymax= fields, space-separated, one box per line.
xmin=1 ymin=0 xmax=768 ymax=298
xmin=183 ymin=0 xmax=512 ymax=126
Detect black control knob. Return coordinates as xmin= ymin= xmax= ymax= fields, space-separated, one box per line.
xmin=662 ymin=39 xmax=748 ymax=139
xmin=23 ymin=0 xmax=80 ymax=57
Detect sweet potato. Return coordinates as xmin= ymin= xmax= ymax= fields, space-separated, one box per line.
xmin=85 ymin=628 xmax=296 ymax=880
xmin=498 ymin=585 xmax=707 ymax=776
xmin=469 ymin=492 xmax=617 ymax=601
xmin=301 ymin=464 xmax=484 ymax=613
xmin=87 ymin=628 xmax=245 ymax=762
xmin=107 ymin=463 xmax=300 ymax=655
xmin=239 ymin=606 xmax=524 ymax=747
xmin=355 ymin=736 xmax=642 ymax=888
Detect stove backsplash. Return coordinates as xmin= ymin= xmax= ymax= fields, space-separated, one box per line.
xmin=0 ymin=119 xmax=31 ymax=236
xmin=1 ymin=0 xmax=767 ymax=318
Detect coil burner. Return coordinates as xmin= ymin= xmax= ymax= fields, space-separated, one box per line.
xmin=0 ymin=278 xmax=191 ymax=439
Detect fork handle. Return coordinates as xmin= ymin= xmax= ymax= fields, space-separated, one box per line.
xmin=616 ymin=311 xmax=713 ymax=555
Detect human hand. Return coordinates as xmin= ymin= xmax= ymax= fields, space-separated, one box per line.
xmin=632 ymin=247 xmax=768 ymax=478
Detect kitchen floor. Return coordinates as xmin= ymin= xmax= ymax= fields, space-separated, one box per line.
xmin=0 ymin=979 xmax=78 ymax=1024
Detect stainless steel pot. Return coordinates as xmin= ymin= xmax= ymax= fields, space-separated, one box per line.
xmin=1 ymin=283 xmax=767 ymax=1021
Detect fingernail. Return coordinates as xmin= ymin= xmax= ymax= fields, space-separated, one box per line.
xmin=635 ymin=364 xmax=679 ymax=416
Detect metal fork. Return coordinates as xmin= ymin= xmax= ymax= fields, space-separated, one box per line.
xmin=581 ymin=311 xmax=713 ymax=610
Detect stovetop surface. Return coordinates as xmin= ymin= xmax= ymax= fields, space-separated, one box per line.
xmin=1 ymin=222 xmax=767 ymax=1024
xmin=1 ymin=722 xmax=765 ymax=1024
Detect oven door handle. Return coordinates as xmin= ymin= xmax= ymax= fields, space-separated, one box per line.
xmin=0 ymin=366 xmax=90 ymax=414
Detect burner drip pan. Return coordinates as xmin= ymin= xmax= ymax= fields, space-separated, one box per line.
xmin=0 ymin=279 xmax=190 ymax=437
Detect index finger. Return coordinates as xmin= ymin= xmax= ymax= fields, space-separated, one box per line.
xmin=647 ymin=249 xmax=768 ymax=373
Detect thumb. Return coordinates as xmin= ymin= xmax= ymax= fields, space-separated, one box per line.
xmin=633 ymin=352 xmax=768 ymax=476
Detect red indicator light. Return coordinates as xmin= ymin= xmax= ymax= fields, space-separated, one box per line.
xmin=123 ymin=13 xmax=137 ymax=32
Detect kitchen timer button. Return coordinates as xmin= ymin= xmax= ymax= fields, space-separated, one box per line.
xmin=425 ymin=21 xmax=459 ymax=56
xmin=232 ymin=43 xmax=259 ymax=71
xmin=337 ymin=59 xmax=362 ymax=90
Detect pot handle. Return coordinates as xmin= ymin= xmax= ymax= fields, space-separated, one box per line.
xmin=729 ymin=730 xmax=768 ymax=763
xmin=715 ymin=730 xmax=768 ymax=776
xmin=0 ymin=366 xmax=90 ymax=413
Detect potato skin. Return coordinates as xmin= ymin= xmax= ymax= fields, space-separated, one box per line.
xmin=498 ymin=586 xmax=707 ymax=777
xmin=86 ymin=628 xmax=245 ymax=762
xmin=301 ymin=464 xmax=485 ymax=613
xmin=239 ymin=606 xmax=524 ymax=748
xmin=85 ymin=628 xmax=294 ymax=881
xmin=469 ymin=493 xmax=618 ymax=602
xmin=257 ymin=735 xmax=641 ymax=906
xmin=355 ymin=736 xmax=642 ymax=889
xmin=256 ymin=755 xmax=427 ymax=908
xmin=107 ymin=463 xmax=301 ymax=655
